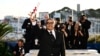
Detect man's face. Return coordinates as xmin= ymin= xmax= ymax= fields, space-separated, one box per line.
xmin=30 ymin=14 xmax=36 ymax=21
xmin=46 ymin=19 xmax=55 ymax=30
xmin=83 ymin=16 xmax=87 ymax=20
xmin=18 ymin=41 xmax=23 ymax=47
xmin=44 ymin=14 xmax=49 ymax=20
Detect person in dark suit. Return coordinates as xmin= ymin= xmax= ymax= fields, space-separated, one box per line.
xmin=59 ymin=23 xmax=69 ymax=49
xmin=73 ymin=22 xmax=84 ymax=49
xmin=55 ymin=18 xmax=61 ymax=32
xmin=79 ymin=15 xmax=91 ymax=49
xmin=65 ymin=16 xmax=75 ymax=49
xmin=38 ymin=19 xmax=65 ymax=56
xmin=22 ymin=14 xmax=40 ymax=53
xmin=13 ymin=39 xmax=25 ymax=56
xmin=41 ymin=14 xmax=49 ymax=29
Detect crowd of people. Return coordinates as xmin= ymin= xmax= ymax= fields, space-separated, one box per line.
xmin=13 ymin=13 xmax=91 ymax=56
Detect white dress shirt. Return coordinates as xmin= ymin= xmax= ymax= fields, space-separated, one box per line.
xmin=32 ymin=21 xmax=36 ymax=26
xmin=48 ymin=29 xmax=56 ymax=39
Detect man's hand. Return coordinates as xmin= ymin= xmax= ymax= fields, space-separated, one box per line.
xmin=13 ymin=51 xmax=16 ymax=55
xmin=79 ymin=31 xmax=83 ymax=36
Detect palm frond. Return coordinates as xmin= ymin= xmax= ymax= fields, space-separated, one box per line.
xmin=0 ymin=23 xmax=13 ymax=40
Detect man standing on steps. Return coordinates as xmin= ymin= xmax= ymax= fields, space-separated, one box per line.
xmin=38 ymin=19 xmax=65 ymax=56
xmin=22 ymin=14 xmax=40 ymax=53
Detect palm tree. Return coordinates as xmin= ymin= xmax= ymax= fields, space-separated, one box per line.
xmin=0 ymin=23 xmax=13 ymax=40
xmin=0 ymin=23 xmax=13 ymax=56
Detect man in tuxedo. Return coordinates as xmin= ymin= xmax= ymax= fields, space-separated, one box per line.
xmin=38 ymin=19 xmax=65 ymax=56
xmin=13 ymin=39 xmax=25 ymax=56
xmin=22 ymin=14 xmax=40 ymax=53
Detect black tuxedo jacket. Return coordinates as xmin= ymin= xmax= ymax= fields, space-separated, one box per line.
xmin=80 ymin=20 xmax=91 ymax=38
xmin=13 ymin=44 xmax=25 ymax=56
xmin=41 ymin=20 xmax=46 ymax=26
xmin=38 ymin=29 xmax=65 ymax=56
xmin=22 ymin=18 xmax=40 ymax=39
xmin=22 ymin=18 xmax=41 ymax=49
xmin=22 ymin=18 xmax=39 ymax=34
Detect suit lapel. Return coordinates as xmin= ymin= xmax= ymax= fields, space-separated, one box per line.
xmin=55 ymin=30 xmax=58 ymax=40
xmin=55 ymin=31 xmax=61 ymax=44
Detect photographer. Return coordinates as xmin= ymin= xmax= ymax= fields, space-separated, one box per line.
xmin=60 ymin=23 xmax=69 ymax=49
xmin=55 ymin=18 xmax=61 ymax=31
xmin=65 ymin=16 xmax=75 ymax=49
xmin=13 ymin=39 xmax=25 ymax=56
xmin=79 ymin=15 xmax=91 ymax=49
xmin=73 ymin=22 xmax=84 ymax=49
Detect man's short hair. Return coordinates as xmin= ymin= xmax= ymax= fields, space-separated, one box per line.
xmin=18 ymin=39 xmax=24 ymax=43
xmin=46 ymin=18 xmax=56 ymax=26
